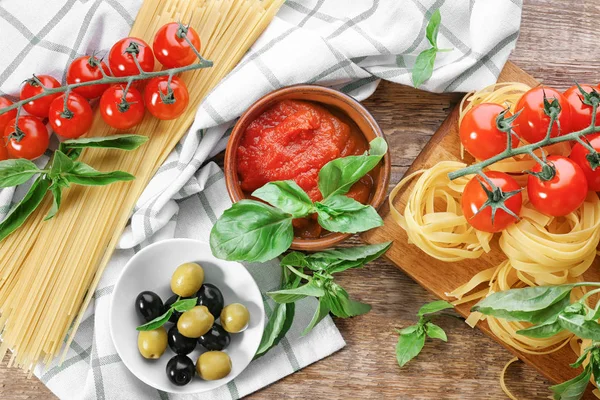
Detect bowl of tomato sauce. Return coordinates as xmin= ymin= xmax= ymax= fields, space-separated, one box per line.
xmin=224 ymin=85 xmax=391 ymax=251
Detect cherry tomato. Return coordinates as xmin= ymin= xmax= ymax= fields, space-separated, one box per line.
xmin=48 ymin=93 xmax=93 ymax=139
xmin=459 ymin=103 xmax=518 ymax=160
xmin=20 ymin=75 xmax=61 ymax=118
xmin=0 ymin=97 xmax=18 ymax=135
xmin=569 ymin=134 xmax=600 ymax=191
xmin=144 ymin=76 xmax=189 ymax=120
xmin=0 ymin=141 xmax=8 ymax=161
xmin=153 ymin=22 xmax=201 ymax=68
xmin=461 ymin=171 xmax=522 ymax=233
xmin=100 ymin=85 xmax=145 ymax=130
xmin=513 ymin=87 xmax=572 ymax=144
xmin=563 ymin=84 xmax=600 ymax=132
xmin=66 ymin=55 xmax=111 ymax=99
xmin=527 ymin=155 xmax=588 ymax=217
xmin=109 ymin=37 xmax=155 ymax=77
xmin=3 ymin=116 xmax=49 ymax=160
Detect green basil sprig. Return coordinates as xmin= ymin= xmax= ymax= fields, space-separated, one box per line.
xmin=549 ymin=344 xmax=600 ymax=400
xmin=136 ymin=297 xmax=197 ymax=331
xmin=411 ymin=9 xmax=452 ymax=88
xmin=210 ymin=138 xmax=388 ymax=263
xmin=255 ymin=243 xmax=391 ymax=359
xmin=0 ymin=134 xmax=148 ymax=241
xmin=395 ymin=300 xmax=454 ymax=367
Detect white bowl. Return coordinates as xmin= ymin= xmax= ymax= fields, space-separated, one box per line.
xmin=109 ymin=238 xmax=265 ymax=394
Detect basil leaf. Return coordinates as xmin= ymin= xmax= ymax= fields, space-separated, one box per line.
xmin=65 ymin=162 xmax=135 ymax=186
xmin=474 ymin=293 xmax=571 ymax=324
xmin=255 ymin=301 xmax=295 ymax=359
xmin=397 ymin=325 xmax=419 ymax=335
xmin=570 ymin=346 xmax=592 ymax=369
xmin=425 ymin=9 xmax=441 ymax=47
xmin=317 ymin=137 xmax=387 ymax=199
xmin=171 ymin=297 xmax=197 ymax=312
xmin=563 ymin=302 xmax=586 ymax=315
xmin=558 ymin=314 xmax=600 ymax=340
xmin=418 ymin=300 xmax=453 ymax=316
xmin=0 ymin=159 xmax=40 ymax=188
xmin=326 ymin=283 xmax=371 ymax=318
xmin=517 ymin=319 xmax=564 ymax=339
xmin=472 ymin=285 xmax=574 ymax=314
xmin=280 ymin=252 xmax=310 ymax=269
xmin=50 ymin=151 xmax=74 ymax=178
xmin=0 ymin=177 xmax=50 ymax=242
xmin=252 ymin=181 xmax=314 ymax=218
xmin=210 ymin=200 xmax=293 ymax=262
xmin=425 ymin=322 xmax=447 ymax=341
xmin=396 ymin=330 xmax=426 ymax=368
xmin=44 ymin=183 xmax=63 ymax=221
xmin=60 ymin=134 xmax=148 ymax=151
xmin=303 ymin=297 xmax=331 ymax=336
xmin=592 ymin=350 xmax=600 ymax=390
xmin=549 ymin=364 xmax=591 ymax=400
xmin=267 ymin=280 xmax=325 ymax=304
xmin=136 ymin=308 xmax=173 ymax=331
xmin=411 ymin=48 xmax=437 ymax=89
xmin=586 ymin=301 xmax=600 ymax=321
xmin=315 ymin=199 xmax=383 ymax=234
xmin=316 ymin=195 xmax=367 ymax=214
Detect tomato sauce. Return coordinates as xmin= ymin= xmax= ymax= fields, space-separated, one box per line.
xmin=237 ymin=99 xmax=376 ymax=238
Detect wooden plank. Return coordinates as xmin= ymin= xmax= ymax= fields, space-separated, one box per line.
xmin=361 ymin=61 xmax=600 ymax=391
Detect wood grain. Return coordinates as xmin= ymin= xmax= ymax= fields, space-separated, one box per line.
xmin=2 ymin=0 xmax=600 ymax=399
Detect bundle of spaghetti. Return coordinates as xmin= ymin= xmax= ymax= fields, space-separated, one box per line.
xmin=499 ymin=193 xmax=600 ymax=286
xmin=0 ymin=0 xmax=284 ymax=373
xmin=389 ymin=160 xmax=493 ymax=262
xmin=458 ymin=81 xmax=571 ymax=186
xmin=448 ymin=260 xmax=586 ymax=355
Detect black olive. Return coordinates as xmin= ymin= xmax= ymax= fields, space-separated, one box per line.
xmin=196 ymin=284 xmax=224 ymax=319
xmin=198 ymin=323 xmax=231 ymax=351
xmin=166 ymin=355 xmax=195 ymax=386
xmin=164 ymin=294 xmax=190 ymax=324
xmin=135 ymin=291 xmax=164 ymax=322
xmin=168 ymin=325 xmax=197 ymax=355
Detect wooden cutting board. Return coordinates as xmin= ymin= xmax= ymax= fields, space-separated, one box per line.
xmin=361 ymin=61 xmax=600 ymax=389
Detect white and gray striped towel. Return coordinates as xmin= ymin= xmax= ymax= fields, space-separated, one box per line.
xmin=0 ymin=0 xmax=522 ymax=399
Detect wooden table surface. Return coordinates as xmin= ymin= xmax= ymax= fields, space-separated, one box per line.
xmin=2 ymin=0 xmax=600 ymax=399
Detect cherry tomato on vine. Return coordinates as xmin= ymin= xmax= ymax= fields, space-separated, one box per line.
xmin=66 ymin=55 xmax=111 ymax=99
xmin=100 ymin=85 xmax=145 ymax=130
xmin=20 ymin=75 xmax=61 ymax=118
xmin=153 ymin=22 xmax=201 ymax=68
xmin=108 ymin=37 xmax=155 ymax=77
xmin=48 ymin=93 xmax=93 ymax=139
xmin=461 ymin=171 xmax=522 ymax=233
xmin=527 ymin=155 xmax=588 ymax=217
xmin=0 ymin=97 xmax=18 ymax=135
xmin=0 ymin=141 xmax=8 ymax=161
xmin=144 ymin=76 xmax=189 ymax=120
xmin=563 ymin=84 xmax=600 ymax=132
xmin=459 ymin=103 xmax=518 ymax=160
xmin=569 ymin=134 xmax=600 ymax=191
xmin=3 ymin=116 xmax=49 ymax=160
xmin=512 ymin=87 xmax=572 ymax=144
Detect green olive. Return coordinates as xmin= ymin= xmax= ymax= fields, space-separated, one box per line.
xmin=220 ymin=303 xmax=250 ymax=333
xmin=137 ymin=327 xmax=168 ymax=359
xmin=196 ymin=351 xmax=232 ymax=380
xmin=171 ymin=262 xmax=204 ymax=297
xmin=177 ymin=306 xmax=214 ymax=338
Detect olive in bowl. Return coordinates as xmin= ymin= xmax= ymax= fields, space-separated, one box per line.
xmin=177 ymin=305 xmax=214 ymax=338
xmin=196 ymin=283 xmax=224 ymax=318
xmin=221 ymin=303 xmax=250 ymax=333
xmin=166 ymin=355 xmax=196 ymax=386
xmin=198 ymin=324 xmax=231 ymax=351
xmin=168 ymin=325 xmax=197 ymax=355
xmin=138 ymin=327 xmax=168 ymax=359
xmin=196 ymin=351 xmax=232 ymax=381
xmin=135 ymin=291 xmax=164 ymax=322
xmin=171 ymin=262 xmax=204 ymax=297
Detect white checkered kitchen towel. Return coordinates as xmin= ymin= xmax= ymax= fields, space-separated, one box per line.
xmin=0 ymin=0 xmax=523 ymax=399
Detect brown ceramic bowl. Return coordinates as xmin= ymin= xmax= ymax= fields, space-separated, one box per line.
xmin=224 ymin=85 xmax=391 ymax=251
